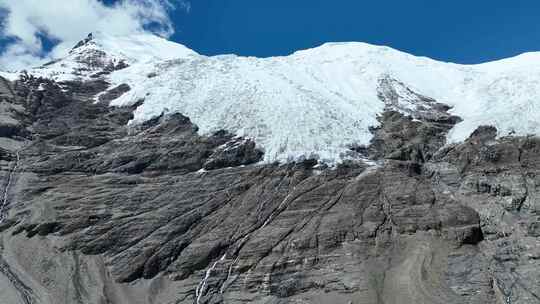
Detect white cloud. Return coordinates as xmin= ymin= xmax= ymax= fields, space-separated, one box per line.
xmin=0 ymin=42 xmax=48 ymax=70
xmin=0 ymin=0 xmax=188 ymax=71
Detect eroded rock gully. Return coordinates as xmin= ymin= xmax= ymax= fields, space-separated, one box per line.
xmin=0 ymin=75 xmax=539 ymax=304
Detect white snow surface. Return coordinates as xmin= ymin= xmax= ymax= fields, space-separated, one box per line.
xmin=4 ymin=34 xmax=540 ymax=164
xmin=0 ymin=71 xmax=18 ymax=82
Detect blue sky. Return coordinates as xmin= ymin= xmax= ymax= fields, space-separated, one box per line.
xmin=1 ymin=1 xmax=540 ymax=68
xmin=169 ymin=1 xmax=540 ymax=63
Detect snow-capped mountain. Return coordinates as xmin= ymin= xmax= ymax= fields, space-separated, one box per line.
xmin=3 ymin=33 xmax=540 ymax=304
xmin=10 ymin=32 xmax=540 ymax=163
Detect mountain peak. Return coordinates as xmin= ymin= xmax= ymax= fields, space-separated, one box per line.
xmin=30 ymin=32 xmax=198 ymax=82
xmin=80 ymin=32 xmax=197 ymax=62
xmin=70 ymin=32 xmax=94 ymax=52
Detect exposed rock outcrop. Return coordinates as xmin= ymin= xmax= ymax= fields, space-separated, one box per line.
xmin=0 ymin=73 xmax=539 ymax=304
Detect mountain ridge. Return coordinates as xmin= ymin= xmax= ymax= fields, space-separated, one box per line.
xmin=3 ymin=33 xmax=540 ymax=164
xmin=105 ymin=34 xmax=540 ymax=163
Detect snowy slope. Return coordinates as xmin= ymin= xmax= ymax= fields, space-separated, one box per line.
xmin=0 ymin=71 xmax=18 ymax=82
xmin=5 ymin=34 xmax=540 ymax=163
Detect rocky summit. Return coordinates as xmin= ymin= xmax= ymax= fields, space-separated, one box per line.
xmin=0 ymin=34 xmax=540 ymax=304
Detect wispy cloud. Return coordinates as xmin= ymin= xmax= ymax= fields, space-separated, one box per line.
xmin=0 ymin=0 xmax=189 ymax=71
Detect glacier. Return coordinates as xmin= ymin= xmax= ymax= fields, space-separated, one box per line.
xmin=6 ymin=32 xmax=540 ymax=164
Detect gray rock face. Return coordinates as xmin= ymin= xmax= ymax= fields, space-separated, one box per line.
xmin=0 ymin=73 xmax=539 ymax=304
